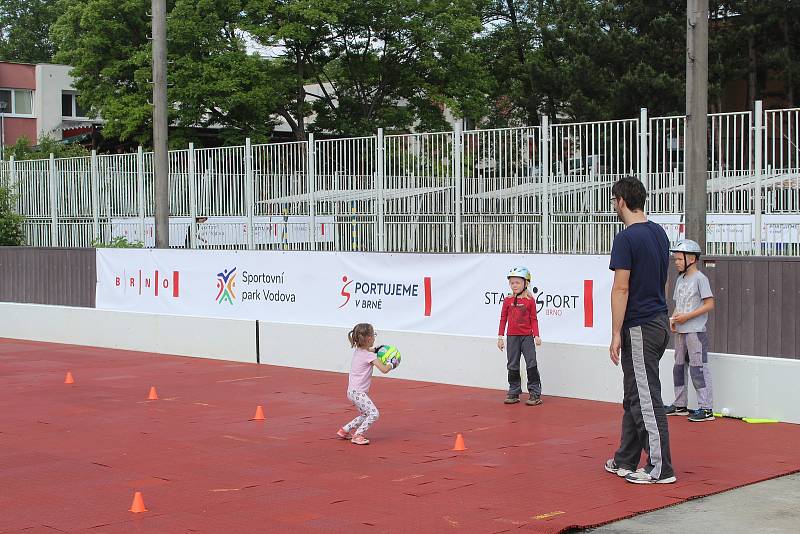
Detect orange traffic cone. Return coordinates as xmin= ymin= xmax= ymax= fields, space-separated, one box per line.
xmin=452 ymin=433 xmax=467 ymax=451
xmin=129 ymin=491 xmax=148 ymax=513
xmin=147 ymin=386 xmax=159 ymax=400
xmin=64 ymin=371 xmax=75 ymax=384
xmin=251 ymin=405 xmax=266 ymax=421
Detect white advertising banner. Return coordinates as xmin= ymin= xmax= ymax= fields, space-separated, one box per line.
xmin=96 ymin=249 xmax=613 ymax=345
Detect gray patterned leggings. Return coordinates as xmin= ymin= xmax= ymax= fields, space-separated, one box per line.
xmin=343 ymin=390 xmax=380 ymax=436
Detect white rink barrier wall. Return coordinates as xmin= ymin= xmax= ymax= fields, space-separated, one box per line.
xmin=0 ymin=302 xmax=256 ymax=363
xmin=2 ymin=302 xmax=798 ymax=424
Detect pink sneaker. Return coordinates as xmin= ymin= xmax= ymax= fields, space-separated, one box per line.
xmin=336 ymin=428 xmax=353 ymax=439
xmin=350 ymin=434 xmax=370 ymax=445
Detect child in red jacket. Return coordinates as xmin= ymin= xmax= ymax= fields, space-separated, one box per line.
xmin=497 ymin=266 xmax=543 ymax=405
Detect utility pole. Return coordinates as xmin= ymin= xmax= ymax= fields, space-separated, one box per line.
xmin=686 ymin=0 xmax=708 ymax=251
xmin=152 ymin=0 xmax=169 ymax=248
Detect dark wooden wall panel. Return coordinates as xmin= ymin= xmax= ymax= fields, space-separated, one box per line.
xmin=796 ymin=265 xmax=800 ymax=358
xmin=782 ymin=262 xmax=797 ymax=358
xmin=702 ymin=261 xmax=718 ymax=352
xmin=739 ymin=261 xmax=756 ymax=356
xmin=728 ymin=261 xmax=743 ymax=352
xmin=753 ymin=260 xmax=770 ymax=355
xmin=0 ymin=248 xmax=95 ymax=308
xmin=703 ymin=256 xmax=799 ymax=359
xmin=708 ymin=260 xmax=729 ymax=354
xmin=625 ymin=256 xmax=797 ymax=358
xmin=767 ymin=262 xmax=783 ymax=356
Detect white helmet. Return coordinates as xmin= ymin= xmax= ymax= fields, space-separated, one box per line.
xmin=507 ymin=266 xmax=531 ymax=282
xmin=670 ymin=239 xmax=702 ymax=256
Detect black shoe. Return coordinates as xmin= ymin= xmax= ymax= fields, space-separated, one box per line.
xmin=525 ymin=395 xmax=542 ymax=406
xmin=504 ymin=395 xmax=520 ymax=404
xmin=688 ymin=408 xmax=715 ymax=422
xmin=665 ymin=404 xmax=689 ymax=416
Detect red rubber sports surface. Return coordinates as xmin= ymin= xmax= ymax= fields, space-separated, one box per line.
xmin=2 ymin=338 xmax=798 ymax=533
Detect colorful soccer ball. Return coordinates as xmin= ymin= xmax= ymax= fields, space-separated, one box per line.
xmin=377 ymin=345 xmax=401 ymax=369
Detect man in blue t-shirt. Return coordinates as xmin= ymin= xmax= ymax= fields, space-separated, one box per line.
xmin=604 ymin=176 xmax=676 ymax=484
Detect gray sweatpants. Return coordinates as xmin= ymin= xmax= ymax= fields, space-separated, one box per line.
xmin=673 ymin=331 xmax=713 ymax=410
xmin=506 ymin=335 xmax=541 ymax=397
xmin=614 ymin=314 xmax=674 ymax=480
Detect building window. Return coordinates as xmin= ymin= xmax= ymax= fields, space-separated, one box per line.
xmin=14 ymin=89 xmax=32 ymax=115
xmin=61 ymin=92 xmax=87 ymax=118
xmin=0 ymin=90 xmax=9 ymax=113
xmin=61 ymin=93 xmax=72 ymax=116
xmin=0 ymin=88 xmax=33 ymax=116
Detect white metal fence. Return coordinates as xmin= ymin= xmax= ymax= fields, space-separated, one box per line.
xmin=2 ymin=101 xmax=799 ymax=255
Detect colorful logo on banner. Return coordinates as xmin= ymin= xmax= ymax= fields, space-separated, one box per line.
xmin=115 ymin=269 xmax=180 ymax=298
xmin=339 ymin=275 xmax=432 ymax=316
xmin=216 ymin=267 xmax=237 ymax=305
xmin=484 ymin=280 xmax=594 ymax=327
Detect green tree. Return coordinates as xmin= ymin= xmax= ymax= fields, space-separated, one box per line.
xmin=54 ymin=0 xmax=490 ymax=143
xmin=244 ymin=0 xmax=343 ymax=140
xmin=0 ymin=0 xmax=65 ymax=63
xmin=479 ymin=0 xmax=542 ymax=126
xmin=711 ymin=1 xmax=800 ymax=110
xmin=167 ymin=0 xmax=284 ymax=144
xmin=46 ymin=0 xmax=800 ymax=144
xmin=481 ymin=0 xmax=686 ymax=123
xmin=604 ymin=0 xmax=685 ymax=117
xmin=246 ymin=0 xmax=491 ymax=137
xmin=310 ymin=0 xmax=490 ymax=135
xmin=51 ymin=0 xmax=282 ymax=147
xmin=51 ymin=0 xmax=157 ymax=145
xmin=481 ymin=1 xmax=800 ymax=123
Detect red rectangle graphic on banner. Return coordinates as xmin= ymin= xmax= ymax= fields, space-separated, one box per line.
xmin=424 ymin=277 xmax=432 ymax=316
xmin=583 ymin=279 xmax=593 ymax=327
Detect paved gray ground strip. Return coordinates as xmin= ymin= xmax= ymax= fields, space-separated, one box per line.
xmin=583 ymin=472 xmax=800 ymax=534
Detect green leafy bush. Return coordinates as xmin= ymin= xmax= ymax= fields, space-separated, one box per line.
xmin=0 ymin=183 xmax=24 ymax=246
xmin=91 ymin=236 xmax=144 ymax=248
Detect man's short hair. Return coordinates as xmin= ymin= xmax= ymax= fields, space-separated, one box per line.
xmin=612 ymin=176 xmax=647 ymax=212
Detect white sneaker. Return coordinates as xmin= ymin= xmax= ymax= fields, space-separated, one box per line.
xmin=604 ymin=459 xmax=634 ymax=477
xmin=624 ymin=470 xmax=677 ymax=484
